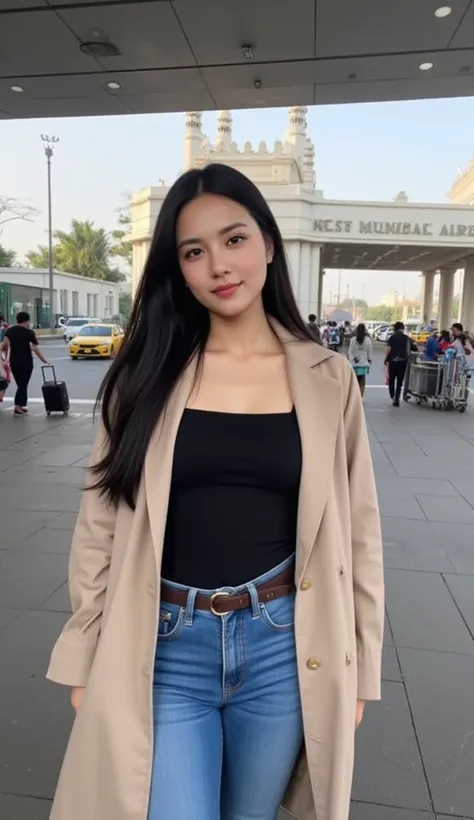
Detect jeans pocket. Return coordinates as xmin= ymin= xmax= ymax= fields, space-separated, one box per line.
xmin=157 ymin=602 xmax=184 ymax=642
xmin=260 ymin=592 xmax=295 ymax=632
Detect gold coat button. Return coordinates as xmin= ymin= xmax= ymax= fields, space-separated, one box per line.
xmin=300 ymin=578 xmax=312 ymax=591
xmin=306 ymin=656 xmax=321 ymax=671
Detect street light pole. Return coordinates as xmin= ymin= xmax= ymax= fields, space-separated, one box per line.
xmin=41 ymin=134 xmax=59 ymax=331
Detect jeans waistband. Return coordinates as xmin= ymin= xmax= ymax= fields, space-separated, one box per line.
xmin=160 ymin=553 xmax=296 ymax=623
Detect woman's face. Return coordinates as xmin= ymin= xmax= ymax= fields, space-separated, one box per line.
xmin=176 ymin=193 xmax=273 ymax=318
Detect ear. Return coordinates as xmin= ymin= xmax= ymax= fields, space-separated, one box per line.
xmin=265 ymin=237 xmax=274 ymax=264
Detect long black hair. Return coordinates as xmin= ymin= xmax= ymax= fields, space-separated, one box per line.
xmin=355 ymin=323 xmax=366 ymax=345
xmin=93 ymin=163 xmax=313 ymax=508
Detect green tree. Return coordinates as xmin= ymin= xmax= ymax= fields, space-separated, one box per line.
xmin=0 ymin=244 xmax=17 ymax=267
xmin=119 ymin=291 xmax=132 ymax=320
xmin=26 ymin=220 xmax=125 ymax=282
xmin=366 ymin=304 xmax=396 ymax=323
xmin=25 ymin=245 xmax=56 ymax=269
xmin=111 ymin=196 xmax=132 ymax=269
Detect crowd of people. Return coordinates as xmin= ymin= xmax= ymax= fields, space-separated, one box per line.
xmin=306 ymin=315 xmax=473 ymax=406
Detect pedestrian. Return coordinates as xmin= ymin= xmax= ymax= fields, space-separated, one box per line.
xmin=306 ymin=312 xmax=321 ymax=342
xmin=385 ymin=321 xmax=418 ymax=407
xmin=0 ymin=311 xmax=49 ymax=415
xmin=46 ymin=163 xmax=384 ymax=820
xmin=0 ymin=312 xmax=8 ymax=342
xmin=424 ymin=330 xmax=439 ymax=362
xmin=348 ymin=323 xmax=372 ymax=397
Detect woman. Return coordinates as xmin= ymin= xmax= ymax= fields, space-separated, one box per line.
xmin=47 ymin=164 xmax=384 ymax=820
xmin=348 ymin=323 xmax=372 ymax=397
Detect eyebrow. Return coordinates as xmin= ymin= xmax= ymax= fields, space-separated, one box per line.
xmin=178 ymin=221 xmax=249 ymax=250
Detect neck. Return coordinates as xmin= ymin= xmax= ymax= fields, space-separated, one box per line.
xmin=206 ymin=300 xmax=280 ymax=356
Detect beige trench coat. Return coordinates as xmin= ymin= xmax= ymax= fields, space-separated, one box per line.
xmin=47 ymin=322 xmax=384 ymax=820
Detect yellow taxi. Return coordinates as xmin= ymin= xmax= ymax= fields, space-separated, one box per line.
xmin=410 ymin=328 xmax=432 ymax=345
xmin=69 ymin=323 xmax=124 ymax=359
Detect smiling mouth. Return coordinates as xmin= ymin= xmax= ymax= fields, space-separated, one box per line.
xmin=212 ymin=283 xmax=241 ymax=296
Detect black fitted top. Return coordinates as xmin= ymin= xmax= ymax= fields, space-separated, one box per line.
xmin=161 ymin=408 xmax=302 ymax=588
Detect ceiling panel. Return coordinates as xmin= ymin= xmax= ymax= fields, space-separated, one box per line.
xmin=0 ymin=9 xmax=101 ymax=77
xmin=173 ymin=0 xmax=316 ymax=65
xmin=315 ymin=0 xmax=471 ymax=58
xmin=314 ymin=73 xmax=474 ymax=104
xmin=0 ymin=1 xmax=48 ymax=8
xmin=202 ymin=61 xmax=318 ymax=93
xmin=321 ymin=243 xmax=473 ymax=272
xmin=58 ymin=2 xmax=196 ymax=71
xmin=209 ymin=85 xmax=314 ymax=110
xmin=449 ymin=2 xmax=474 ymax=48
xmin=124 ymin=88 xmax=215 ymax=114
xmin=316 ymin=49 xmax=474 ymax=84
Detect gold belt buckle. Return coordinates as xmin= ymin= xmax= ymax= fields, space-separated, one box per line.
xmin=210 ymin=591 xmax=231 ymax=616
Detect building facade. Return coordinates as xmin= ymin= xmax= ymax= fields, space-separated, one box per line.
xmin=128 ymin=109 xmax=474 ymax=331
xmin=0 ymin=268 xmax=121 ymax=327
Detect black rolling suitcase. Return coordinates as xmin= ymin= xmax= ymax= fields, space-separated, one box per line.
xmin=41 ymin=365 xmax=70 ymax=416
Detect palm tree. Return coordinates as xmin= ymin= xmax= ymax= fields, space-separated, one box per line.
xmin=55 ymin=220 xmax=111 ymax=280
xmin=26 ymin=220 xmax=124 ymax=282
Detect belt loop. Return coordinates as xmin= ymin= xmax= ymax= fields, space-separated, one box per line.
xmin=184 ymin=588 xmax=198 ymax=626
xmin=247 ymin=583 xmax=261 ymax=619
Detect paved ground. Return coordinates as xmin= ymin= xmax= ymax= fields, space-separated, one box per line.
xmin=1 ymin=351 xmax=474 ymax=820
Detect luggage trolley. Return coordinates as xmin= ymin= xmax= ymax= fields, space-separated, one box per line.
xmin=405 ymin=352 xmax=469 ymax=413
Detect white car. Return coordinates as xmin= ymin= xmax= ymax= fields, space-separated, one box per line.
xmin=377 ymin=326 xmax=393 ymax=343
xmin=62 ymin=317 xmax=100 ymax=343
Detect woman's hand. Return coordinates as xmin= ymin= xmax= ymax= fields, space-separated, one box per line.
xmin=71 ymin=686 xmax=86 ymax=713
xmin=355 ymin=699 xmax=365 ymax=728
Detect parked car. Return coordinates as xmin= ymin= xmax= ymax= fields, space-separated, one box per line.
xmin=69 ymin=323 xmax=124 ymax=359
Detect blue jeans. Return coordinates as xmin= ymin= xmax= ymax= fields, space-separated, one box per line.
xmin=148 ymin=554 xmax=303 ymax=820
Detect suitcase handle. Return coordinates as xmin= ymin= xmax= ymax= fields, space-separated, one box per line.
xmin=41 ymin=365 xmax=57 ymax=384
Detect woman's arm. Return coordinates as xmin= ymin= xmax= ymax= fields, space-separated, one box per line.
xmin=347 ymin=338 xmax=356 ymax=364
xmin=366 ymin=337 xmax=373 ymax=362
xmin=46 ymin=424 xmax=116 ymax=687
xmin=344 ymin=366 xmax=384 ymax=700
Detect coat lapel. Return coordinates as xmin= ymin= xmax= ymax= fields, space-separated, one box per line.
xmin=144 ymin=358 xmax=197 ymax=569
xmin=271 ymin=322 xmax=343 ymax=584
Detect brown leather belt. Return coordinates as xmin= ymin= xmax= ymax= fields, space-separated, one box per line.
xmin=160 ymin=564 xmax=295 ymax=616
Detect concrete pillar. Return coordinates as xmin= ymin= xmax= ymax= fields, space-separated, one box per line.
xmin=298 ymin=243 xmax=312 ymax=319
xmin=460 ymin=260 xmax=474 ymax=330
xmin=308 ymin=244 xmax=322 ymax=318
xmin=286 ymin=241 xmax=301 ymax=299
xmin=438 ymin=267 xmax=456 ymax=330
xmin=317 ymin=268 xmax=324 ymax=320
xmin=421 ymin=270 xmax=435 ymax=324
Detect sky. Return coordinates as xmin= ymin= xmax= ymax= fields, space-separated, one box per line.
xmin=1 ymin=95 xmax=474 ymax=305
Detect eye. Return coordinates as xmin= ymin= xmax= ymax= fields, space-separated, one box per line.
xmin=227 ymin=235 xmax=246 ymax=246
xmin=183 ymin=247 xmax=203 ymax=261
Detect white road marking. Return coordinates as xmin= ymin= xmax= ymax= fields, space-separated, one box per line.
xmin=2 ymin=397 xmax=96 ymax=405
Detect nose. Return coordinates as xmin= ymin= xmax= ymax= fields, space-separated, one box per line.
xmin=208 ymin=246 xmax=231 ymax=279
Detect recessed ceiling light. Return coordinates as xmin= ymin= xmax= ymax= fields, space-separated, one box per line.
xmin=435 ymin=6 xmax=452 ymax=17
xmin=10 ymin=85 xmax=24 ymax=93
xmin=107 ymin=81 xmax=121 ymax=90
xmin=419 ymin=61 xmax=434 ymax=71
xmin=80 ymin=40 xmax=121 ymax=57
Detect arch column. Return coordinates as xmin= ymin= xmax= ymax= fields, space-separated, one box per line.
xmin=460 ymin=259 xmax=474 ymax=330
xmin=421 ymin=270 xmax=435 ymax=324
xmin=438 ymin=267 xmax=456 ymax=330
xmin=309 ymin=243 xmax=322 ymax=318
xmin=298 ymin=243 xmax=312 ymax=319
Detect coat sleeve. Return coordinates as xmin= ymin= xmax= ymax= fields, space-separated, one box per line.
xmin=343 ymin=365 xmax=384 ymax=700
xmin=46 ymin=423 xmax=115 ymax=687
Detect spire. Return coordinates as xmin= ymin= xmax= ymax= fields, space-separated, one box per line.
xmin=215 ymin=110 xmax=232 ymax=151
xmin=303 ymin=137 xmax=315 ymax=188
xmin=285 ymin=106 xmax=307 ymax=162
xmin=183 ymin=112 xmax=203 ymax=170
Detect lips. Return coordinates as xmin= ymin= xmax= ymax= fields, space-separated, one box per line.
xmin=212 ymin=283 xmax=241 ymax=298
